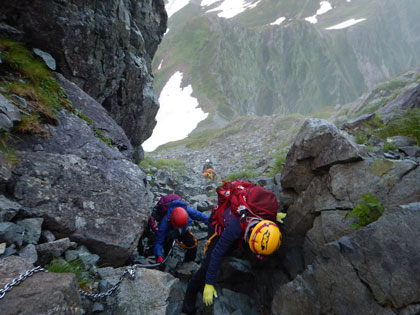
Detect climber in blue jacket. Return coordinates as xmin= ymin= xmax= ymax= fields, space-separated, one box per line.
xmin=154 ymin=200 xmax=209 ymax=264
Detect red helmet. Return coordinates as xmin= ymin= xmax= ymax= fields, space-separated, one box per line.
xmin=170 ymin=207 xmax=189 ymax=228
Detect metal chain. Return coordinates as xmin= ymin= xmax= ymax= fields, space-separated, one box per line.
xmin=79 ymin=241 xmax=176 ymax=300
xmin=0 ymin=266 xmax=47 ymax=299
xmin=0 ymin=241 xmax=176 ymax=301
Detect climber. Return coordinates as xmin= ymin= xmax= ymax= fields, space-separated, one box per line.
xmin=202 ymin=159 xmax=216 ymax=181
xmin=181 ymin=208 xmax=286 ymax=314
xmin=154 ymin=199 xmax=209 ymax=264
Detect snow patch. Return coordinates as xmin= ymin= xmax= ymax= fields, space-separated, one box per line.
xmin=305 ymin=1 xmax=333 ymax=24
xmin=166 ymin=0 xmax=191 ymax=18
xmin=142 ymin=71 xmax=208 ymax=152
xmin=203 ymin=0 xmax=262 ymax=19
xmin=270 ymin=16 xmax=286 ymax=25
xmin=157 ymin=59 xmax=163 ymax=71
xmin=325 ymin=18 xmax=366 ymax=30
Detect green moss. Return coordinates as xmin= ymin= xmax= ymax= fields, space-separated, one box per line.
xmin=93 ymin=129 xmax=113 ymax=148
xmin=367 ymin=160 xmax=394 ymax=177
xmin=375 ymin=109 xmax=420 ymax=145
xmin=0 ymin=37 xmax=74 ymax=134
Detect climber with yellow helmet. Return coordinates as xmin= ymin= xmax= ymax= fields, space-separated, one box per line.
xmin=181 ymin=190 xmax=286 ymax=314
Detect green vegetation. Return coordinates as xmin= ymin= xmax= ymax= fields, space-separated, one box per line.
xmin=0 ymin=132 xmax=18 ymax=167
xmin=374 ymin=108 xmax=420 ymax=145
xmin=267 ymin=149 xmax=288 ymax=177
xmin=347 ymin=193 xmax=384 ymax=229
xmin=372 ymin=79 xmax=407 ymax=94
xmin=353 ymin=130 xmax=368 ymax=144
xmin=139 ymin=155 xmax=185 ymax=172
xmin=93 ymin=129 xmax=113 ymax=148
xmin=224 ymin=168 xmax=261 ymax=182
xmin=46 ymin=258 xmax=95 ymax=291
xmin=0 ymin=37 xmax=73 ymax=135
xmin=383 ymin=141 xmax=396 ymax=151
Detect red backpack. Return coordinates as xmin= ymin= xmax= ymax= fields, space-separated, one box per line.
xmin=211 ymin=180 xmax=279 ymax=231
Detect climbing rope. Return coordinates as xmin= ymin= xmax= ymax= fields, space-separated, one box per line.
xmin=0 ymin=241 xmax=176 ymax=301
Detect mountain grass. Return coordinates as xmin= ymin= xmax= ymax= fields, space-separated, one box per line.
xmin=0 ymin=37 xmax=73 ymax=135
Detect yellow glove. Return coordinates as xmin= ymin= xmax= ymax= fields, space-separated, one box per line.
xmin=203 ymin=284 xmax=218 ymax=306
xmin=276 ymin=212 xmax=287 ymax=223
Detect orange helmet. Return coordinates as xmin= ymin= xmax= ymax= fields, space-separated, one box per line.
xmin=170 ymin=207 xmax=189 ymax=228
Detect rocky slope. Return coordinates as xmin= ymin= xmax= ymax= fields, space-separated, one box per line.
xmin=0 ymin=1 xmax=419 ymax=315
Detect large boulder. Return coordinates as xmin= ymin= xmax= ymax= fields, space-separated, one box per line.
xmin=8 ymin=110 xmax=152 ymax=266
xmin=0 ymin=256 xmax=82 ymax=315
xmin=281 ymin=118 xmax=365 ymax=193
xmin=97 ymin=267 xmax=183 ymax=314
xmin=1 ymin=0 xmax=167 ymax=154
xmin=272 ymin=203 xmax=420 ymax=315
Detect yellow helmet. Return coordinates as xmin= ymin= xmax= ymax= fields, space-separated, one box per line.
xmin=248 ymin=220 xmax=282 ymax=255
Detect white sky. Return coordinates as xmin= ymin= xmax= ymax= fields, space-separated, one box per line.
xmin=305 ymin=1 xmax=333 ymax=24
xmin=325 ymin=18 xmax=366 ymax=30
xmin=142 ymin=71 xmax=208 ymax=152
xmin=270 ymin=16 xmax=286 ymax=25
xmin=204 ymin=0 xmax=262 ymax=19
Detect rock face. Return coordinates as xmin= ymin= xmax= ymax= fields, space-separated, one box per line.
xmin=7 ymin=108 xmax=152 ymax=266
xmin=272 ymin=116 xmax=420 ymax=314
xmin=272 ymin=204 xmax=420 ymax=315
xmin=0 ymin=256 xmax=82 ymax=315
xmin=281 ymin=118 xmax=365 ymax=194
xmin=1 ymin=0 xmax=168 ymax=155
xmin=96 ymin=267 xmax=183 ymax=314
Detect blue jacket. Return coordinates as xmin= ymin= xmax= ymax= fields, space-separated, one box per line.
xmin=205 ymin=216 xmax=242 ymax=285
xmin=154 ymin=200 xmax=209 ymax=258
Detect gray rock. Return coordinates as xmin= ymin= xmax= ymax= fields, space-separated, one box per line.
xmin=175 ymin=261 xmax=200 ymax=281
xmin=212 ymin=288 xmax=259 ymax=315
xmin=281 ymin=119 xmax=364 ymax=193
xmin=0 ymin=113 xmax=13 ymax=130
xmin=0 ymin=93 xmax=21 ymax=122
xmin=272 ymin=205 xmax=420 ymax=314
xmin=387 ymin=136 xmax=417 ymax=147
xmin=0 ymin=152 xmax=12 ymax=183
xmin=18 ymin=244 xmax=38 ymax=264
xmin=33 ymin=48 xmax=56 ymax=70
xmin=399 ymin=146 xmax=420 ymax=158
xmin=0 ymin=195 xmax=21 ymax=221
xmin=98 ymin=267 xmax=183 ymax=314
xmin=0 ymin=222 xmax=24 ymax=246
xmin=0 ymin=256 xmax=82 ymax=315
xmin=1 ymin=0 xmax=167 ymax=153
xmin=17 ymin=218 xmax=44 ymax=244
xmin=10 ymin=94 xmax=30 ymax=112
xmin=8 ymin=110 xmax=152 ymax=266
xmin=0 ymin=242 xmax=5 ymax=255
xmin=55 ymin=73 xmax=133 ymax=158
xmin=41 ymin=229 xmax=56 ymax=243
xmin=36 ymin=238 xmax=71 ymax=265
xmin=341 ymin=113 xmax=375 ymax=130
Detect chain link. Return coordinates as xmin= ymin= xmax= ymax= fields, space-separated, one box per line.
xmin=0 ymin=266 xmax=47 ymax=299
xmin=0 ymin=241 xmax=176 ymax=301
